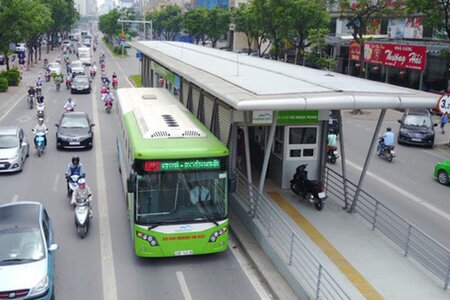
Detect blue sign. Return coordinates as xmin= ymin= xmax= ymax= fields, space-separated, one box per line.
xmin=136 ymin=51 xmax=142 ymax=61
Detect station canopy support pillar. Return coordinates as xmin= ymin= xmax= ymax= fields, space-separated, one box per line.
xmin=348 ymin=108 xmax=387 ymax=212
xmin=258 ymin=112 xmax=278 ymax=194
xmin=338 ymin=110 xmax=349 ymax=209
xmin=243 ymin=111 xmax=255 ymax=217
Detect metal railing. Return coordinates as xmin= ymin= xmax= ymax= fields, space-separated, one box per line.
xmin=324 ymin=166 xmax=450 ymax=290
xmin=235 ymin=171 xmax=352 ymax=300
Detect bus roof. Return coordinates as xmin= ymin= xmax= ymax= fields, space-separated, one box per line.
xmin=117 ymin=88 xmax=228 ymax=160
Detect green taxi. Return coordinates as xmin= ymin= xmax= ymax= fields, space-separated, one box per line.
xmin=434 ymin=160 xmax=450 ymax=185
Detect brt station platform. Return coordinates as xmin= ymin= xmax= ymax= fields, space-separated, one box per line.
xmin=131 ymin=41 xmax=450 ymax=299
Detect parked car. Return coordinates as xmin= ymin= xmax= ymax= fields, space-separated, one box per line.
xmin=397 ymin=108 xmax=437 ymax=148
xmin=434 ymin=160 xmax=450 ymax=185
xmin=47 ymin=62 xmax=61 ymax=75
xmin=0 ymin=201 xmax=58 ymax=300
xmin=55 ymin=112 xmax=94 ymax=150
xmin=62 ymin=40 xmax=71 ymax=48
xmin=0 ymin=126 xmax=29 ymax=173
xmin=71 ymin=74 xmax=91 ymax=94
xmin=69 ymin=60 xmax=84 ymax=74
xmin=15 ymin=43 xmax=26 ymax=52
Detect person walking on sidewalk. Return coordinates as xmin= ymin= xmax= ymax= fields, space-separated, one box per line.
xmin=440 ymin=113 xmax=448 ymax=134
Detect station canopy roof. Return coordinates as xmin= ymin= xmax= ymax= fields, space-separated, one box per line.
xmin=132 ymin=41 xmax=439 ymax=111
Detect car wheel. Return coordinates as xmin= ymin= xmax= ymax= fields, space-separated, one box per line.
xmin=437 ymin=170 xmax=449 ymax=185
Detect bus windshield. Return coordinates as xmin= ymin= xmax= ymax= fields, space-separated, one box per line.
xmin=135 ymin=170 xmax=227 ymax=225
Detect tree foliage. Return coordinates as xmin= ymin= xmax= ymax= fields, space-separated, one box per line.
xmin=204 ymin=8 xmax=230 ymax=48
xmin=406 ymin=0 xmax=450 ymax=39
xmin=183 ymin=7 xmax=208 ymax=44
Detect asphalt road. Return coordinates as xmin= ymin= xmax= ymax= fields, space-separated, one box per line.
xmin=329 ymin=109 xmax=450 ymax=248
xmin=0 ymin=39 xmax=269 ymax=300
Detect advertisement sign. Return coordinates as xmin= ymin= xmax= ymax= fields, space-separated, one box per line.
xmin=382 ymin=43 xmax=426 ymax=71
xmin=363 ymin=42 xmax=384 ymax=64
xmin=349 ymin=40 xmax=361 ymax=61
xmin=252 ymin=111 xmax=273 ymax=124
xmin=277 ymin=111 xmax=318 ymax=124
xmin=388 ymin=18 xmax=423 ymax=39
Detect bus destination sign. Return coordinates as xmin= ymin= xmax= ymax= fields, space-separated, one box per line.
xmin=144 ymin=159 xmax=221 ymax=172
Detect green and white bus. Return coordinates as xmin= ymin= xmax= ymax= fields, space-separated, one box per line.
xmin=116 ymin=88 xmax=229 ymax=257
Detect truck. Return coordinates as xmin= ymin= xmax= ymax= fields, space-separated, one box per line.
xmin=77 ymin=47 xmax=91 ymax=65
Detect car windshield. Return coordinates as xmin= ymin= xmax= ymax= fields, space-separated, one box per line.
xmin=49 ymin=63 xmax=59 ymax=69
xmin=0 ymin=135 xmax=18 ymax=148
xmin=71 ymin=62 xmax=82 ymax=68
xmin=74 ymin=77 xmax=88 ymax=83
xmin=135 ymin=171 xmax=228 ymax=225
xmin=79 ymin=54 xmax=89 ymax=58
xmin=404 ymin=115 xmax=432 ymax=127
xmin=61 ymin=116 xmax=89 ymax=128
xmin=0 ymin=227 xmax=45 ymax=263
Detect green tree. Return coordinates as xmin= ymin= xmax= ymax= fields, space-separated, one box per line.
xmin=204 ymin=7 xmax=230 ymax=48
xmin=183 ymin=7 xmax=208 ymax=44
xmin=42 ymin=0 xmax=79 ymax=50
xmin=99 ymin=9 xmax=123 ymax=39
xmin=157 ymin=5 xmax=183 ymax=41
xmin=284 ymin=0 xmax=329 ymax=64
xmin=406 ymin=0 xmax=450 ymax=39
xmin=305 ymin=28 xmax=337 ymax=69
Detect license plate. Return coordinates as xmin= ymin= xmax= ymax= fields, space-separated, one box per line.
xmin=69 ymin=141 xmax=80 ymax=145
xmin=318 ymin=192 xmax=327 ymax=199
xmin=333 ymin=151 xmax=338 ymax=155
xmin=175 ymin=250 xmax=193 ymax=256
xmin=0 ymin=164 xmax=5 ymax=168
xmin=411 ymin=138 xmax=421 ymax=142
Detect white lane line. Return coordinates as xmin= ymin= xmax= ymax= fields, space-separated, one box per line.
xmin=346 ymin=160 xmax=450 ymax=221
xmin=11 ymin=195 xmax=19 ymax=202
xmin=92 ymin=86 xmax=118 ymax=300
xmin=176 ymin=271 xmax=193 ymax=300
xmin=229 ymin=237 xmax=272 ymax=300
xmin=53 ymin=173 xmax=60 ymax=193
xmin=102 ymin=41 xmax=134 ymax=87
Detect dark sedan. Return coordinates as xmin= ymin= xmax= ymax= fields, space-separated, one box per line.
xmin=397 ymin=109 xmax=437 ymax=148
xmin=71 ymin=74 xmax=91 ymax=94
xmin=55 ymin=112 xmax=94 ymax=150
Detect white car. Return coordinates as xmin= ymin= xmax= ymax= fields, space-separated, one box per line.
xmin=62 ymin=40 xmax=71 ymax=48
xmin=15 ymin=43 xmax=26 ymax=52
xmin=48 ymin=62 xmax=61 ymax=75
xmin=70 ymin=60 xmax=84 ymax=74
xmin=0 ymin=126 xmax=29 ymax=173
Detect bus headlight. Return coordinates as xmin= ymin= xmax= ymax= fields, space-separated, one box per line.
xmin=136 ymin=231 xmax=159 ymax=246
xmin=209 ymin=227 xmax=227 ymax=243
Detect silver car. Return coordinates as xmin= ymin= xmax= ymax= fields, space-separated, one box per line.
xmin=0 ymin=126 xmax=29 ymax=173
xmin=0 ymin=201 xmax=58 ymax=300
xmin=48 ymin=62 xmax=61 ymax=75
xmin=70 ymin=60 xmax=84 ymax=74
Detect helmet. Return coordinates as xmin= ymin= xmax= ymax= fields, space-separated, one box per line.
xmin=38 ymin=118 xmax=44 ymax=124
xmin=68 ymin=98 xmax=72 ymax=102
xmin=387 ymin=127 xmax=392 ymax=131
xmin=78 ymin=177 xmax=86 ymax=188
xmin=72 ymin=156 xmax=80 ymax=164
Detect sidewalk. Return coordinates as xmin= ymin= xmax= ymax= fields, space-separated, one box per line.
xmin=251 ymin=185 xmax=450 ymax=299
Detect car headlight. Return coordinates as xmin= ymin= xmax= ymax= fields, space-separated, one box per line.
xmin=30 ymin=275 xmax=49 ymax=295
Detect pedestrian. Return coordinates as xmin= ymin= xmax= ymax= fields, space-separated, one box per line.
xmin=440 ymin=113 xmax=448 ymax=134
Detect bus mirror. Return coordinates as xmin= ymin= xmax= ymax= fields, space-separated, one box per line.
xmin=127 ymin=174 xmax=136 ymax=193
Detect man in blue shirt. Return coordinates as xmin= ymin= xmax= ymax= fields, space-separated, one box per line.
xmin=379 ymin=127 xmax=395 ymax=154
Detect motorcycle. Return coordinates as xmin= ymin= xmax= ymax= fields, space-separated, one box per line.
xmin=290 ymin=164 xmax=327 ymax=211
xmin=377 ymin=141 xmax=396 ymax=162
xmin=105 ymin=98 xmax=112 ymax=113
xmin=36 ymin=102 xmax=45 ymax=119
xmin=32 ymin=131 xmax=46 ymax=157
xmin=45 ymin=72 xmax=51 ymax=82
xmin=56 ymin=80 xmax=61 ymax=92
xmin=326 ymin=146 xmax=339 ymax=164
xmin=35 ymin=85 xmax=42 ymax=96
xmin=66 ymin=78 xmax=71 ymax=89
xmin=27 ymin=95 xmax=34 ymax=109
xmin=73 ymin=194 xmax=92 ymax=239
xmin=90 ymin=69 xmax=96 ymax=79
xmin=67 ymin=174 xmax=80 ymax=198
xmin=112 ymin=78 xmax=118 ymax=89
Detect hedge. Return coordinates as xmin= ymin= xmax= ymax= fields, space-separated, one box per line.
xmin=0 ymin=68 xmax=21 ymax=86
xmin=0 ymin=77 xmax=9 ymax=92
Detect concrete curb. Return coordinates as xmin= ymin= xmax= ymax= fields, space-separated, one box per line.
xmin=229 ymin=212 xmax=298 ymax=300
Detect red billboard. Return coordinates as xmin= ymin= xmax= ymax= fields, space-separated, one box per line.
xmin=382 ymin=43 xmax=426 ymax=71
xmin=349 ymin=41 xmax=427 ymax=71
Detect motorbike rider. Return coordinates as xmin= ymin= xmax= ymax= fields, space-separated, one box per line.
xmin=89 ymin=64 xmax=96 ymax=77
xmin=36 ymin=94 xmax=44 ymax=105
xmin=378 ymin=127 xmax=395 ymax=154
xmin=54 ymin=72 xmax=63 ymax=85
xmin=327 ymin=131 xmax=337 ymax=153
xmin=65 ymin=156 xmax=86 ymax=196
xmin=64 ymin=98 xmax=76 ymax=112
xmin=36 ymin=75 xmax=44 ymax=86
xmin=32 ymin=118 xmax=48 ymax=147
xmin=70 ymin=177 xmax=93 ymax=220
xmin=102 ymin=88 xmax=114 ymax=104
xmin=27 ymin=85 xmax=36 ymax=97
xmin=101 ymin=71 xmax=110 ymax=86
xmin=44 ymin=68 xmax=51 ymax=81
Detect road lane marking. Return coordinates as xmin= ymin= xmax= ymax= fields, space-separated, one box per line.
xmin=269 ymin=192 xmax=382 ymax=299
xmin=92 ymin=86 xmax=118 ymax=300
xmin=12 ymin=195 xmax=19 ymax=202
xmin=176 ymin=271 xmax=193 ymax=300
xmin=228 ymin=237 xmax=272 ymax=300
xmin=346 ymin=160 xmax=450 ymax=221
xmin=53 ymin=173 xmax=60 ymax=193
xmin=17 ymin=115 xmax=31 ymax=123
